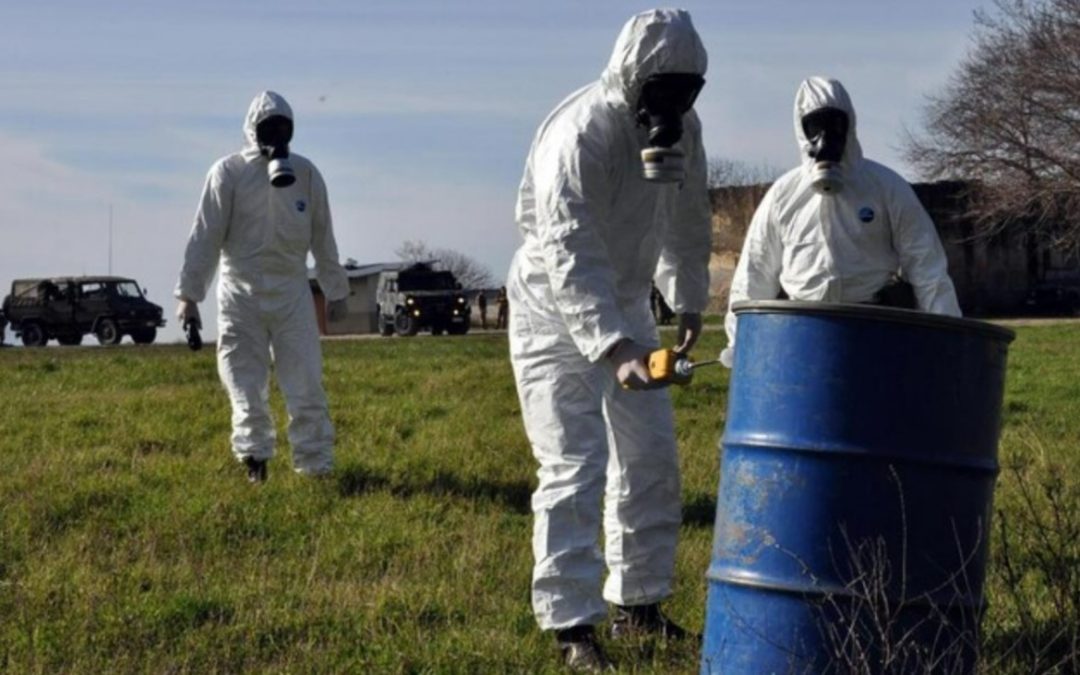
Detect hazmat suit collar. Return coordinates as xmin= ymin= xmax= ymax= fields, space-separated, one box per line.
xmin=600 ymin=9 xmax=708 ymax=113
xmin=241 ymin=90 xmax=295 ymax=161
xmin=793 ymin=76 xmax=863 ymax=170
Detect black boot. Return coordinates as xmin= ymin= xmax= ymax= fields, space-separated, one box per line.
xmin=555 ymin=625 xmax=614 ymax=672
xmin=243 ymin=456 xmax=268 ymax=484
xmin=610 ymin=603 xmax=696 ymax=641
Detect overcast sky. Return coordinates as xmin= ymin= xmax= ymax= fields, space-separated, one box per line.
xmin=0 ymin=1 xmax=987 ymax=341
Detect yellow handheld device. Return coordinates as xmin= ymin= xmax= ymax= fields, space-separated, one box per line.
xmin=647 ymin=348 xmax=694 ymax=386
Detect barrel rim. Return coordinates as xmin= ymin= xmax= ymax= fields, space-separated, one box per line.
xmin=720 ymin=438 xmax=1001 ymax=475
xmin=732 ymin=300 xmax=1016 ymax=343
xmin=705 ymin=569 xmax=988 ymax=609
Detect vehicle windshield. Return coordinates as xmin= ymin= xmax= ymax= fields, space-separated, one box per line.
xmin=115 ymin=282 xmax=143 ymax=298
xmin=12 ymin=281 xmax=44 ymax=299
xmin=397 ymin=272 xmax=457 ymax=292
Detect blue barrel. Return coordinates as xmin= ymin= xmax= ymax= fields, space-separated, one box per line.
xmin=701 ymin=301 xmax=1014 ymax=674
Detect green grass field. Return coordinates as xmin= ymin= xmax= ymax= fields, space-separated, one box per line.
xmin=0 ymin=325 xmax=1077 ymax=673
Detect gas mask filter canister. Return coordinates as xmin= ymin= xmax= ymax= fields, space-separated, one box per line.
xmin=801 ymin=107 xmax=849 ymax=194
xmin=256 ymin=115 xmax=296 ymax=188
xmin=636 ymin=73 xmax=705 ymax=183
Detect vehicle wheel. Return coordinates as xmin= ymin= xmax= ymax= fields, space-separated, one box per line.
xmin=57 ymin=334 xmax=83 ymax=346
xmin=394 ymin=311 xmax=418 ymax=337
xmin=95 ymin=318 xmax=122 ymax=345
xmin=20 ymin=322 xmax=47 ymax=347
xmin=131 ymin=328 xmax=157 ymax=344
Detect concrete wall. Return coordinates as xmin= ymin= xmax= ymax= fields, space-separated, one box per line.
xmin=312 ymin=274 xmax=381 ymax=336
xmin=327 ymin=275 xmax=379 ymax=335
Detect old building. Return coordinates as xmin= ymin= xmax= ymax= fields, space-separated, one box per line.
xmin=308 ymin=261 xmax=402 ymax=335
xmin=708 ymin=180 xmax=1079 ymax=316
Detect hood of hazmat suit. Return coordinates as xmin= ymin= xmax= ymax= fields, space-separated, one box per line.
xmin=510 ymin=7 xmax=711 ymax=363
xmin=794 ymin=76 xmax=862 ymax=194
xmin=507 ymin=10 xmax=712 ymax=631
xmin=175 ymin=90 xmax=349 ymax=475
xmin=723 ymin=77 xmax=960 ymax=362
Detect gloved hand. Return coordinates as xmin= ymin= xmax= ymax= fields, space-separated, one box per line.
xmin=675 ymin=312 xmax=702 ymax=354
xmin=607 ymin=339 xmax=660 ymax=391
xmin=719 ymin=346 xmax=735 ymax=369
xmin=327 ymin=298 xmax=349 ymax=323
xmin=176 ymin=299 xmax=201 ymax=330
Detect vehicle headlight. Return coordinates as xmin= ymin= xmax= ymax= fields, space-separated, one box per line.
xmin=453 ymin=310 xmax=459 ymax=316
xmin=406 ymin=297 xmax=414 ymax=306
xmin=413 ymin=310 xmax=421 ymax=317
xmin=457 ymin=297 xmax=465 ymax=304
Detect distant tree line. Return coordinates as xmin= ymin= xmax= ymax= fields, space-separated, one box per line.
xmin=395 ymin=240 xmax=495 ymax=290
xmin=707 ymin=157 xmax=781 ymax=191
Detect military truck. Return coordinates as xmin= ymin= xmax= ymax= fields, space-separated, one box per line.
xmin=1 ymin=276 xmax=166 ymax=347
xmin=375 ymin=262 xmax=470 ymax=336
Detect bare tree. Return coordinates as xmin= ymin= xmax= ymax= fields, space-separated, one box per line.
xmin=394 ymin=240 xmax=431 ymax=264
xmin=394 ymin=239 xmax=495 ymax=290
xmin=905 ymin=0 xmax=1080 ymax=253
xmin=707 ymin=156 xmax=782 ymax=190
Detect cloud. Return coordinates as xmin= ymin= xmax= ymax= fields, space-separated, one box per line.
xmin=0 ymin=0 xmax=988 ymax=351
xmin=0 ymin=132 xmax=195 ymax=341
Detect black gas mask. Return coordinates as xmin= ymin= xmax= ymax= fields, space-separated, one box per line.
xmin=635 ymin=73 xmax=705 ymax=182
xmin=255 ymin=115 xmax=295 ymax=188
xmin=800 ymin=106 xmax=849 ymax=194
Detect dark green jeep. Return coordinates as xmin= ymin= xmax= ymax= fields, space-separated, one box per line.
xmin=1 ymin=276 xmax=166 ymax=347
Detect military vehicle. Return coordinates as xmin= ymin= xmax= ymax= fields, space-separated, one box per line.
xmin=1 ymin=276 xmax=166 ymax=347
xmin=375 ymin=262 xmax=470 ymax=336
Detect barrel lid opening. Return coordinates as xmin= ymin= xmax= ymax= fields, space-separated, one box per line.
xmin=731 ymin=301 xmax=1016 ymax=343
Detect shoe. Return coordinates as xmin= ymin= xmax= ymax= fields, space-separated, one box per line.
xmin=610 ymin=603 xmax=697 ymax=641
xmin=243 ymin=456 xmax=268 ymax=484
xmin=555 ymin=626 xmax=614 ymax=672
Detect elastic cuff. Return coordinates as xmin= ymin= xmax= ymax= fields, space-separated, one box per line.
xmin=174 ymin=286 xmax=204 ymax=303
xmin=587 ymin=331 xmax=631 ymax=364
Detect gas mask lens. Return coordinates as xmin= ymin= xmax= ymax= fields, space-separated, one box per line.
xmin=256 ymin=115 xmax=296 ymax=188
xmin=636 ymin=73 xmax=705 ymax=183
xmin=801 ymin=107 xmax=849 ymax=194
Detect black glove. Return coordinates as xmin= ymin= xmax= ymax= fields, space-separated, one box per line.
xmin=872 ymin=276 xmax=917 ymax=309
xmin=184 ymin=318 xmax=202 ymax=351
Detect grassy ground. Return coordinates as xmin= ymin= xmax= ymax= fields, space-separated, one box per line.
xmin=0 ymin=324 xmax=1077 ymax=673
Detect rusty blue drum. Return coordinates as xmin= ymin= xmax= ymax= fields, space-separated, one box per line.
xmin=701 ymin=301 xmax=1014 ymax=674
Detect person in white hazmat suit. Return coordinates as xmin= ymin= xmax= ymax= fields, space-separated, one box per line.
xmin=507 ymin=9 xmax=712 ymax=669
xmin=175 ymin=91 xmax=350 ymax=483
xmin=722 ymin=77 xmax=961 ymax=365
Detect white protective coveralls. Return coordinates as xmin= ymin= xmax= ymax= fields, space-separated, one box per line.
xmin=176 ymin=91 xmax=349 ymax=474
xmin=507 ymin=9 xmax=712 ymax=630
xmin=724 ymin=77 xmax=960 ymax=357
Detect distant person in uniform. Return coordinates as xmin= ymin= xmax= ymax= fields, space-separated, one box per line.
xmin=477 ymin=290 xmax=488 ymax=329
xmin=496 ymin=286 xmax=509 ymax=330
xmin=0 ymin=290 xmax=11 ymax=345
